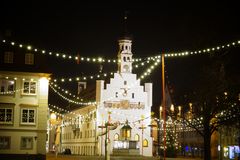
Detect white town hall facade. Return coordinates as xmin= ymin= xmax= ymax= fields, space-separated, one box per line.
xmin=60 ymin=36 xmax=153 ymax=156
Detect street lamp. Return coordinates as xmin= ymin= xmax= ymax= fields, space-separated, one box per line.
xmin=139 ymin=115 xmax=146 ymax=156
xmin=98 ymin=111 xmax=112 ymax=160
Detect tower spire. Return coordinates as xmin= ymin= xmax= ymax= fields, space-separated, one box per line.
xmin=124 ymin=11 xmax=129 ymax=36
xmin=117 ymin=11 xmax=133 ymax=74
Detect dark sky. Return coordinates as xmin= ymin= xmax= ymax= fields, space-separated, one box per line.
xmin=1 ymin=1 xmax=239 ymax=114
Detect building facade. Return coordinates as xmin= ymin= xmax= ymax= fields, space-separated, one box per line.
xmin=0 ymin=71 xmax=50 ymax=159
xmin=60 ymin=36 xmax=153 ymax=156
xmin=0 ymin=40 xmax=51 ymax=159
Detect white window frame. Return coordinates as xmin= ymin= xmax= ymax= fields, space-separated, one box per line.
xmin=20 ymin=108 xmax=36 ymax=125
xmin=0 ymin=136 xmax=11 ymax=149
xmin=0 ymin=79 xmax=15 ymax=94
xmin=0 ymin=108 xmax=13 ymax=124
xmin=4 ymin=51 xmax=13 ymax=63
xmin=22 ymin=80 xmax=37 ymax=95
xmin=20 ymin=136 xmax=33 ymax=150
xmin=25 ymin=53 xmax=34 ymax=65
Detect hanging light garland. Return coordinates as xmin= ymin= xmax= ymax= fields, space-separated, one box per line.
xmin=49 ymin=59 xmax=157 ymax=83
xmin=2 ymin=39 xmax=239 ymax=63
xmin=147 ymin=40 xmax=240 ymax=59
xmin=49 ymin=83 xmax=96 ymax=105
xmin=1 ymin=39 xmax=144 ymax=63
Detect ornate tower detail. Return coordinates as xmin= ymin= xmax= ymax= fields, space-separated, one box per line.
xmin=117 ymin=38 xmax=133 ymax=73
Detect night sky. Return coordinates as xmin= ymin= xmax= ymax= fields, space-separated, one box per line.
xmin=1 ymin=1 xmax=239 ymax=115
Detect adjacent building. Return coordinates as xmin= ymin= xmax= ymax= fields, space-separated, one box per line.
xmin=0 ymin=41 xmax=50 ymax=160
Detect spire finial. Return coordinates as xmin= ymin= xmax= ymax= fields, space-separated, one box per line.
xmin=123 ymin=11 xmax=129 ymax=37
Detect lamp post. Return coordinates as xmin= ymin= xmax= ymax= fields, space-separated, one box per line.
xmin=98 ymin=111 xmax=112 ymax=160
xmin=139 ymin=115 xmax=146 ymax=156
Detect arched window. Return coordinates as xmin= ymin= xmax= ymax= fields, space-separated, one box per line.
xmin=134 ymin=134 xmax=140 ymax=141
xmin=123 ymin=56 xmax=126 ymax=62
xmin=143 ymin=139 xmax=148 ymax=147
xmin=114 ymin=133 xmax=119 ymax=141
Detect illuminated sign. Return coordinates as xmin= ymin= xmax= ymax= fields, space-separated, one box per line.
xmin=104 ymin=101 xmax=144 ymax=109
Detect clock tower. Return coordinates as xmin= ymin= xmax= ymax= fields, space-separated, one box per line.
xmin=117 ymin=38 xmax=133 ymax=73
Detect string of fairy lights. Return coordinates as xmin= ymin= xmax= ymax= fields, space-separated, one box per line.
xmin=49 ymin=58 xmax=155 ymax=83
xmin=48 ymin=103 xmax=152 ymax=127
xmin=1 ymin=39 xmax=240 ymax=63
xmin=1 ymin=38 xmax=239 ymax=134
xmin=1 ymin=39 xmax=144 ymax=63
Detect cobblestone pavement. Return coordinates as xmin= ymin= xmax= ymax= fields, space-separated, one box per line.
xmin=47 ymin=153 xmax=203 ymax=160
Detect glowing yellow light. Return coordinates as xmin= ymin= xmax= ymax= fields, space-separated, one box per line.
xmin=34 ymin=49 xmax=38 ymax=52
xmin=63 ymin=54 xmax=66 ymax=58
xmin=11 ymin=42 xmax=15 ymax=45
xmin=50 ymin=113 xmax=56 ymax=120
xmin=76 ymin=77 xmax=79 ymax=81
xmin=98 ymin=57 xmax=102 ymax=62
xmin=170 ymin=104 xmax=174 ymax=112
xmin=93 ymin=58 xmax=96 ymax=62
xmin=61 ymin=79 xmax=64 ymax=82
xmin=69 ymin=56 xmax=72 ymax=59
xmin=3 ymin=40 xmax=6 ymax=42
xmin=42 ymin=50 xmax=45 ymax=54
xmin=31 ymin=79 xmax=34 ymax=81
xmin=56 ymin=53 xmax=59 ymax=56
xmin=27 ymin=46 xmax=32 ymax=50
xmin=49 ymin=52 xmax=52 ymax=55
xmin=19 ymin=44 xmax=23 ymax=47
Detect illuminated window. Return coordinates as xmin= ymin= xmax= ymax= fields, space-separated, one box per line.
xmin=134 ymin=134 xmax=140 ymax=141
xmin=4 ymin=52 xmax=13 ymax=63
xmin=114 ymin=133 xmax=119 ymax=141
xmin=20 ymin=108 xmax=36 ymax=125
xmin=143 ymin=139 xmax=148 ymax=147
xmin=0 ymin=136 xmax=11 ymax=149
xmin=25 ymin=53 xmax=34 ymax=65
xmin=0 ymin=79 xmax=14 ymax=94
xmin=0 ymin=108 xmax=13 ymax=124
xmin=20 ymin=137 xmax=33 ymax=150
xmin=22 ymin=80 xmax=37 ymax=95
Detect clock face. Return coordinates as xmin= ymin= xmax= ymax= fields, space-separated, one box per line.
xmin=123 ymin=65 xmax=129 ymax=72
